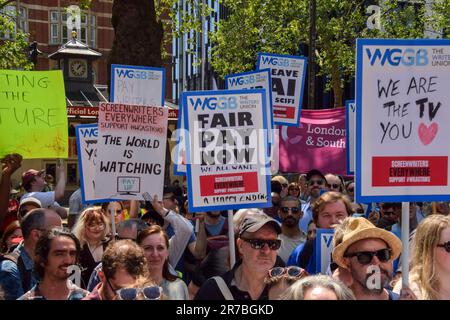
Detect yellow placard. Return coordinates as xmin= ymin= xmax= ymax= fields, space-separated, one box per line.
xmin=0 ymin=70 xmax=68 ymax=159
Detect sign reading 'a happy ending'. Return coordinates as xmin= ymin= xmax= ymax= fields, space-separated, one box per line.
xmin=356 ymin=39 xmax=450 ymax=203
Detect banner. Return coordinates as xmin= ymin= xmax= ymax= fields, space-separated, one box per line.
xmin=0 ymin=70 xmax=68 ymax=158
xmin=183 ymin=89 xmax=271 ymax=212
xmin=346 ymin=100 xmax=356 ymax=175
xmin=95 ymin=102 xmax=168 ymax=200
xmin=110 ymin=64 xmax=165 ymax=106
xmin=257 ymin=53 xmax=307 ymax=127
xmin=75 ymin=124 xmax=109 ymax=203
xmin=279 ymin=107 xmax=346 ymax=174
xmin=356 ymin=39 xmax=450 ymax=202
xmin=315 ymin=229 xmax=335 ymax=274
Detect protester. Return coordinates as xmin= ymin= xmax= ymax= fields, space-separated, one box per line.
xmin=68 ymin=188 xmax=89 ymax=228
xmin=277 ymin=196 xmax=306 ymax=263
xmin=264 ymin=266 xmax=308 ymax=300
xmin=0 ymin=208 xmax=62 ymax=299
xmin=288 ymin=191 xmax=352 ymax=273
xmin=20 ymin=161 xmax=66 ymax=208
xmin=112 ymin=276 xmax=163 ymax=300
xmin=72 ymin=207 xmax=111 ymax=288
xmin=435 ymin=202 xmax=450 ymax=216
xmin=325 ymin=173 xmax=344 ymax=193
xmin=83 ymin=240 xmax=148 ymax=300
xmin=17 ymin=197 xmax=42 ymax=221
xmin=332 ymin=217 xmax=402 ymax=300
xmin=18 ymin=228 xmax=88 ymax=300
xmin=137 ymin=225 xmax=189 ymax=299
xmin=0 ymin=154 xmax=22 ymax=228
xmin=102 ymin=201 xmax=124 ymax=226
xmin=306 ymin=221 xmax=316 ymax=241
xmin=280 ymin=275 xmax=355 ymax=300
xmin=0 ymin=221 xmax=22 ymax=254
xmin=271 ymin=176 xmax=289 ymax=198
xmin=393 ymin=214 xmax=450 ymax=300
xmin=345 ymin=181 xmax=355 ymax=202
xmin=297 ymin=174 xmax=309 ymax=201
xmin=287 ymin=183 xmax=301 ymax=199
xmin=195 ymin=213 xmax=281 ymax=300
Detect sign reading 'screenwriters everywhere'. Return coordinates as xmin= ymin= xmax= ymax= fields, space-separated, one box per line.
xmin=257 ymin=53 xmax=307 ymax=127
xmin=110 ymin=64 xmax=165 ymax=106
xmin=183 ymin=89 xmax=271 ymax=212
xmin=95 ymin=102 xmax=168 ymax=201
xmin=356 ymin=39 xmax=450 ymax=203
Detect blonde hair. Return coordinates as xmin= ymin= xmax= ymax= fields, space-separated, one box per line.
xmin=72 ymin=207 xmax=110 ymax=246
xmin=410 ymin=214 xmax=450 ymax=300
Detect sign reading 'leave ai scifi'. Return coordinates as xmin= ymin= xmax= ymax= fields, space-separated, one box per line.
xmin=356 ymin=39 xmax=450 ymax=203
xmin=0 ymin=70 xmax=68 ymax=158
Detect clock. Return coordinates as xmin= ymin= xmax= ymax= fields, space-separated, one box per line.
xmin=68 ymin=58 xmax=88 ymax=78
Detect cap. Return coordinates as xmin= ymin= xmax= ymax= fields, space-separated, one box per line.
xmin=21 ymin=169 xmax=45 ymax=187
xmin=306 ymin=169 xmax=326 ymax=182
xmin=239 ymin=214 xmax=281 ymax=237
xmin=19 ymin=197 xmax=42 ymax=209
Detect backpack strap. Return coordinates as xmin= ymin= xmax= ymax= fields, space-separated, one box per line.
xmin=2 ymin=251 xmax=32 ymax=292
xmin=212 ymin=276 xmax=234 ymax=300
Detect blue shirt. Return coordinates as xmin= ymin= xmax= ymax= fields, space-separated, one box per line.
xmin=0 ymin=243 xmax=39 ymax=300
xmin=286 ymin=240 xmax=317 ymax=274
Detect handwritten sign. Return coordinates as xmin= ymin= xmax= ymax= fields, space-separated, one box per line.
xmin=0 ymin=70 xmax=68 ymax=158
xmin=356 ymin=39 xmax=450 ymax=202
xmin=346 ymin=100 xmax=356 ymax=175
xmin=110 ymin=64 xmax=165 ymax=106
xmin=257 ymin=53 xmax=307 ymax=127
xmin=183 ymin=89 xmax=271 ymax=212
xmin=95 ymin=102 xmax=168 ymax=200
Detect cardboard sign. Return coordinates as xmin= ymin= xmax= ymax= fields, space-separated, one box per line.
xmin=75 ymin=124 xmax=110 ymax=203
xmin=183 ymin=89 xmax=271 ymax=212
xmin=315 ymin=229 xmax=335 ymax=274
xmin=110 ymin=64 xmax=165 ymax=106
xmin=257 ymin=53 xmax=307 ymax=127
xmin=0 ymin=70 xmax=68 ymax=158
xmin=225 ymin=69 xmax=274 ymax=143
xmin=95 ymin=102 xmax=168 ymax=200
xmin=279 ymin=107 xmax=347 ymax=174
xmin=346 ymin=100 xmax=356 ymax=175
xmin=356 ymin=39 xmax=450 ymax=202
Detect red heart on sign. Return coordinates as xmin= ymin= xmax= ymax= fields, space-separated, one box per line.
xmin=418 ymin=123 xmax=438 ymax=146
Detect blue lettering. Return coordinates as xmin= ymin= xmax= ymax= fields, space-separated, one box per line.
xmin=366 ymin=48 xmax=429 ymax=67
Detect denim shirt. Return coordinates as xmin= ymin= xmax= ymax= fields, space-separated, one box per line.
xmin=0 ymin=242 xmax=39 ymax=300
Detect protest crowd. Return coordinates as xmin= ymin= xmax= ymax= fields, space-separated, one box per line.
xmin=1 ymin=154 xmax=449 ymax=301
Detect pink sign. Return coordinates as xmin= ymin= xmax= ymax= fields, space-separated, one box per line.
xmin=279 ymin=107 xmax=346 ymax=174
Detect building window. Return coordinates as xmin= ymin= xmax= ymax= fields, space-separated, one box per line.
xmin=49 ymin=9 xmax=96 ymax=47
xmin=0 ymin=5 xmax=28 ymax=39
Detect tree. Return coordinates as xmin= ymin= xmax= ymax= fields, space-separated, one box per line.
xmin=0 ymin=0 xmax=33 ymax=70
xmin=208 ymin=0 xmax=449 ymax=108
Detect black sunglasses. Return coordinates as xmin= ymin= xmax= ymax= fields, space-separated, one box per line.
xmin=437 ymin=241 xmax=450 ymax=253
xmin=309 ymin=179 xmax=324 ymax=186
xmin=240 ymin=237 xmax=281 ymax=250
xmin=344 ymin=248 xmax=392 ymax=265
xmin=281 ymin=207 xmax=300 ymax=214
xmin=327 ymin=183 xmax=340 ymax=189
xmin=268 ymin=266 xmax=307 ymax=278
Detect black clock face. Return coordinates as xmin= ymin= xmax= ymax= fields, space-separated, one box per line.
xmin=69 ymin=59 xmax=87 ymax=77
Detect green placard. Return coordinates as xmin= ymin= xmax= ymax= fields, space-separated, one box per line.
xmin=0 ymin=70 xmax=68 ymax=159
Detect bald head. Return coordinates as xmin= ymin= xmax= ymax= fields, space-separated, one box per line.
xmin=21 ymin=208 xmax=62 ymax=239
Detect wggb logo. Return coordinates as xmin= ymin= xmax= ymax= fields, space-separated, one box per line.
xmin=365 ymin=48 xmax=429 ymax=66
xmin=261 ymin=56 xmax=290 ymax=67
xmin=115 ymin=69 xmax=152 ymax=79
xmin=189 ymin=97 xmax=238 ymax=111
xmin=228 ymin=75 xmax=255 ymax=87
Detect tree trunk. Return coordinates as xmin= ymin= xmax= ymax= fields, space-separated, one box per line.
xmin=108 ymin=0 xmax=163 ymax=89
xmin=330 ymin=61 xmax=343 ymax=108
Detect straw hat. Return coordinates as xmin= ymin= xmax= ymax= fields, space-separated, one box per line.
xmin=332 ymin=217 xmax=402 ymax=269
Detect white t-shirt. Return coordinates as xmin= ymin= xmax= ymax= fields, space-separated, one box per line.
xmin=278 ymin=232 xmax=307 ymax=263
xmin=21 ymin=191 xmax=59 ymax=208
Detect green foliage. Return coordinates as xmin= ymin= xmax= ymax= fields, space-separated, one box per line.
xmin=0 ymin=1 xmax=33 ymax=70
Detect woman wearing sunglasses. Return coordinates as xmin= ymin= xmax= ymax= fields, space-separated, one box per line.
xmin=393 ymin=214 xmax=450 ymax=300
xmin=137 ymin=225 xmax=189 ymax=300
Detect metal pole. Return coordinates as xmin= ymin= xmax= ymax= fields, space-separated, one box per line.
xmin=308 ymin=0 xmax=316 ymax=109
xmin=228 ymin=210 xmax=236 ymax=268
xmin=200 ymin=0 xmax=206 ymax=90
xmin=401 ymin=202 xmax=410 ymax=288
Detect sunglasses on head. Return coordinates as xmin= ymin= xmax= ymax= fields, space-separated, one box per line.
xmin=309 ymin=179 xmax=324 ymax=186
xmin=281 ymin=207 xmax=300 ymax=214
xmin=437 ymin=241 xmax=450 ymax=253
xmin=268 ymin=266 xmax=307 ymax=278
xmin=344 ymin=248 xmax=392 ymax=265
xmin=116 ymin=286 xmax=162 ymax=300
xmin=240 ymin=237 xmax=281 ymax=250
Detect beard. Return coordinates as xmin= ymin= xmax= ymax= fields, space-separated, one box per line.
xmin=351 ymin=265 xmax=391 ymax=294
xmin=282 ymin=216 xmax=299 ymax=227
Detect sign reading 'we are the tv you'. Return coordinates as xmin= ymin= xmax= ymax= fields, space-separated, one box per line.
xmin=356 ymin=38 xmax=450 ymax=203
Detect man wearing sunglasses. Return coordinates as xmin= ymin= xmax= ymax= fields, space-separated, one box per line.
xmin=332 ymin=217 xmax=402 ymax=300
xmin=195 ymin=213 xmax=281 ymax=300
xmin=83 ymin=240 xmax=148 ymax=300
xmin=277 ymin=196 xmax=306 ymax=263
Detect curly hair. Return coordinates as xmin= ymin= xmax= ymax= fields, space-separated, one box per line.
xmin=101 ymin=239 xmax=148 ymax=280
xmin=35 ymin=228 xmax=81 ymax=278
